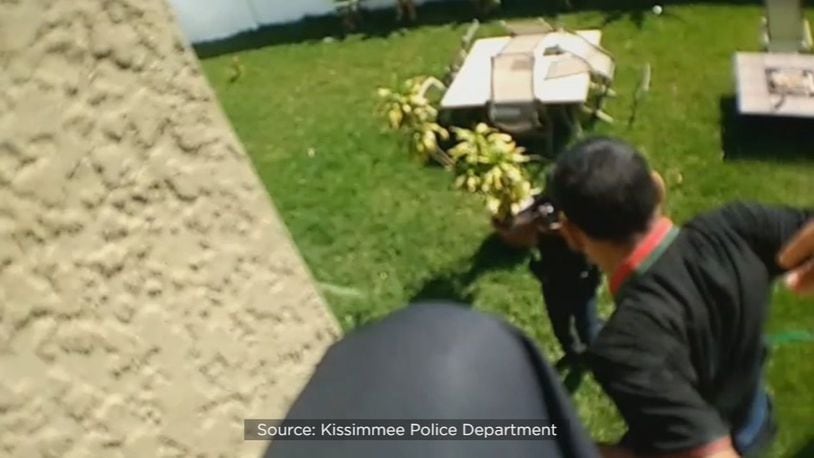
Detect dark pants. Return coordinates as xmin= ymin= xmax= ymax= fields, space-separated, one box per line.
xmin=734 ymin=380 xmax=777 ymax=457
xmin=543 ymin=291 xmax=603 ymax=357
xmin=266 ymin=303 xmax=601 ymax=458
xmin=532 ymin=262 xmax=603 ymax=357
xmin=531 ymin=234 xmax=603 ymax=357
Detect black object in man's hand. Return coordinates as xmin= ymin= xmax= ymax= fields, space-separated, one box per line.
xmin=533 ymin=195 xmax=563 ymax=233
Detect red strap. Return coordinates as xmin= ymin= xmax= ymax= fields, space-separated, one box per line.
xmin=609 ymin=217 xmax=675 ymax=296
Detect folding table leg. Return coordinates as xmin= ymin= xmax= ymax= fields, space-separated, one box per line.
xmin=544 ymin=111 xmax=555 ymax=155
xmin=570 ymin=105 xmax=583 ymax=138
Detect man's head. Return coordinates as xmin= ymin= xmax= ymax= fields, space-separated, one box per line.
xmin=548 ymin=137 xmax=665 ymax=265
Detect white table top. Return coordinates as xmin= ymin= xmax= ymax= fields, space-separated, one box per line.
xmin=735 ymin=52 xmax=814 ymax=118
xmin=441 ymin=30 xmax=603 ymax=109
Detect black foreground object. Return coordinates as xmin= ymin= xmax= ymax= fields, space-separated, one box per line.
xmin=265 ymin=302 xmax=600 ymax=458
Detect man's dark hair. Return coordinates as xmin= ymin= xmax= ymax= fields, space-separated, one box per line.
xmin=548 ymin=137 xmax=659 ymax=243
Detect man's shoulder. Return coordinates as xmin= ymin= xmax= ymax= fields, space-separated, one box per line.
xmin=683 ymin=200 xmax=798 ymax=234
xmin=683 ymin=202 xmax=748 ymax=232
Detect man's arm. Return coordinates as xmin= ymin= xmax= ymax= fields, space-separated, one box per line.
xmin=714 ymin=202 xmax=813 ymax=277
xmin=589 ymin=312 xmax=733 ymax=458
xmin=778 ymin=220 xmax=814 ymax=295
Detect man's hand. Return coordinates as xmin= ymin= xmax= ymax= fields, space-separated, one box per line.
xmin=537 ymin=222 xmax=562 ymax=236
xmin=778 ymin=219 xmax=814 ymax=296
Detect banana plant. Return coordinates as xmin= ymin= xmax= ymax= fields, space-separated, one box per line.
xmin=377 ymin=76 xmax=451 ymax=165
xmin=448 ymin=123 xmax=541 ymax=223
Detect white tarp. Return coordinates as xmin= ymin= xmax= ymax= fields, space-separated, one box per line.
xmin=167 ymin=0 xmax=450 ymax=44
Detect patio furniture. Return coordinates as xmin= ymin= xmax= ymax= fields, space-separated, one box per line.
xmin=628 ymin=63 xmax=652 ymax=127
xmin=440 ymin=29 xmax=615 ymax=151
xmin=542 ymin=32 xmax=616 ymax=127
xmin=761 ymin=0 xmax=812 ymax=53
xmin=441 ymin=30 xmax=604 ymax=110
xmin=734 ymin=52 xmax=814 ymax=117
xmin=488 ymin=34 xmax=553 ymax=149
xmin=489 ymin=51 xmax=544 ymax=135
xmin=501 ymin=18 xmax=555 ymax=37
xmin=550 ymin=32 xmax=615 ymax=84
xmin=445 ymin=19 xmax=482 ymax=85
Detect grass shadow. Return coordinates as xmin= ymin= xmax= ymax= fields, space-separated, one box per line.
xmin=720 ymin=96 xmax=814 ymax=163
xmin=792 ymin=439 xmax=814 ymax=458
xmin=409 ymin=233 xmax=531 ymax=305
xmin=598 ymin=7 xmax=648 ymax=29
xmin=563 ymin=368 xmax=587 ymax=393
xmin=409 ymin=272 xmax=476 ymax=306
xmin=589 ymin=2 xmax=688 ymax=30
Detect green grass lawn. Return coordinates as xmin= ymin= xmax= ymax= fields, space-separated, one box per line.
xmin=200 ymin=3 xmax=813 ymax=456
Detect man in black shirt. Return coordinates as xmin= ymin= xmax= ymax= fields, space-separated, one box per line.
xmin=528 ymin=195 xmax=603 ymax=370
xmin=548 ymin=137 xmax=812 ymax=458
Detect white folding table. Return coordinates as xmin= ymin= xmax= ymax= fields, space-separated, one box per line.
xmin=440 ymin=30 xmax=603 ymax=109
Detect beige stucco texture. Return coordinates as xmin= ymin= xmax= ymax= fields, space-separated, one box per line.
xmin=0 ymin=0 xmax=341 ymax=456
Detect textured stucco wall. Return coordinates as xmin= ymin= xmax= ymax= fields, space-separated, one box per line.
xmin=0 ymin=0 xmax=341 ymax=456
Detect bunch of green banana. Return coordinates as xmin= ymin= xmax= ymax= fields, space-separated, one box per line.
xmin=376 ymin=76 xmax=449 ymax=164
xmin=449 ymin=123 xmax=540 ymax=221
xmin=412 ymin=122 xmax=450 ymax=164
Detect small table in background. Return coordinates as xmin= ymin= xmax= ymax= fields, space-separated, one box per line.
xmin=734 ymin=52 xmax=814 ymax=118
